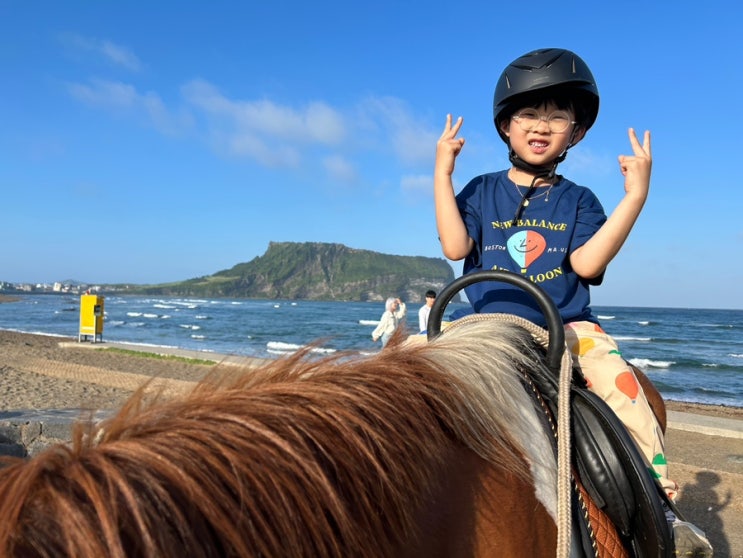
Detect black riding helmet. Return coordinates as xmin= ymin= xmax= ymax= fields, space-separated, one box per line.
xmin=493 ymin=48 xmax=599 ymax=144
xmin=494 ymin=48 xmax=600 ymax=224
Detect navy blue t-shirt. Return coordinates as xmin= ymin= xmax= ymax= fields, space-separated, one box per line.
xmin=455 ymin=170 xmax=607 ymax=327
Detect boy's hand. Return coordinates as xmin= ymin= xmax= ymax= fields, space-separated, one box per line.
xmin=435 ymin=114 xmax=465 ymax=177
xmin=618 ymin=128 xmax=651 ymax=202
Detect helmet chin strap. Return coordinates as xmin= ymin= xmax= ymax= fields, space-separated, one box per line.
xmin=509 ymin=149 xmax=564 ymax=178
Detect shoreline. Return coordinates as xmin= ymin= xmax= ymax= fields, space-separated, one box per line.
xmin=1 ymin=328 xmax=741 ymax=414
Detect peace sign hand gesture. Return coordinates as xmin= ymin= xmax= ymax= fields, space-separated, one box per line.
xmin=435 ymin=114 xmax=465 ymax=177
xmin=618 ymin=128 xmax=652 ymax=202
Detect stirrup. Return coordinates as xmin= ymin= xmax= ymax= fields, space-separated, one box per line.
xmin=664 ymin=504 xmax=713 ymax=557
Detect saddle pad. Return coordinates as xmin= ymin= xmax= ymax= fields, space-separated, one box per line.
xmin=571 ymin=387 xmax=672 ymax=558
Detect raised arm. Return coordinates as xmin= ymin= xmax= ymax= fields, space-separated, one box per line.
xmin=571 ymin=128 xmax=651 ymax=278
xmin=434 ymin=114 xmax=474 ymax=261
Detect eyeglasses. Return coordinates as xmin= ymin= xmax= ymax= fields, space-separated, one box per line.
xmin=511 ymin=109 xmax=575 ymax=133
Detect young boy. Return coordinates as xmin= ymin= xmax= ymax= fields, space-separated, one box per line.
xmin=434 ymin=48 xmax=711 ymax=555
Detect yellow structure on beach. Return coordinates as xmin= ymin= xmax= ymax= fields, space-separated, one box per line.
xmin=79 ymin=293 xmax=104 ymax=343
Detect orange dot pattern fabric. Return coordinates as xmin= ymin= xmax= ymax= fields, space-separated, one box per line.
xmin=565 ymin=321 xmax=678 ymax=500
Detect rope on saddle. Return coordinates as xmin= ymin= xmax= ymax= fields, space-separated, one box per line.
xmin=439 ymin=313 xmax=574 ymax=558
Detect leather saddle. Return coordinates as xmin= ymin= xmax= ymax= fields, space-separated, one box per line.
xmin=524 ymin=339 xmax=674 ymax=558
xmin=426 ymin=271 xmax=676 ymax=557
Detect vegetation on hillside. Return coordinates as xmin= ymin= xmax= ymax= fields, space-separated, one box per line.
xmin=119 ymin=242 xmax=458 ymax=302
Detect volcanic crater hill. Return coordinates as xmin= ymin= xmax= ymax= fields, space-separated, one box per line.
xmin=118 ymin=242 xmax=459 ymax=303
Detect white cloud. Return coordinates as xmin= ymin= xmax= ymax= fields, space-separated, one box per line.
xmin=227 ymin=134 xmax=301 ymax=167
xmin=67 ymin=79 xmax=191 ymax=136
xmin=63 ymin=34 xmax=141 ymax=71
xmin=323 ymin=155 xmax=357 ymax=183
xmin=180 ymin=79 xmax=348 ymax=167
xmin=67 ymin=74 xmax=439 ymax=190
xmin=67 ymin=79 xmax=139 ymax=107
xmin=356 ymin=96 xmax=438 ymax=166
xmin=182 ymin=80 xmax=346 ymax=144
xmin=99 ymin=40 xmax=141 ymax=71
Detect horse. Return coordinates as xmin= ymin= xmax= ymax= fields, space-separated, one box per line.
xmin=0 ymin=318 xmax=662 ymax=558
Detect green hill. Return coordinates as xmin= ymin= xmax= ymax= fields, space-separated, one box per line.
xmin=121 ymin=242 xmax=459 ymax=303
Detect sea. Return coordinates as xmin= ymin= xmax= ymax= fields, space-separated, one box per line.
xmin=1 ymin=294 xmax=741 ymax=408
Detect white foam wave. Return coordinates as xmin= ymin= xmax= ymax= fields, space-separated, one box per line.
xmin=142 ymin=313 xmax=159 ymax=319
xmin=729 ymin=353 xmax=743 ymax=359
xmin=614 ymin=336 xmax=651 ymax=342
xmin=126 ymin=312 xmax=142 ymax=317
xmin=266 ymin=340 xmax=336 ymax=355
xmin=637 ymin=321 xmax=649 ymax=326
xmin=597 ymin=315 xmax=615 ymax=320
xmin=179 ymin=324 xmax=201 ymax=330
xmin=359 ymin=320 xmax=379 ymax=326
xmin=191 ymin=334 xmax=205 ymax=339
xmin=628 ymin=358 xmax=674 ymax=369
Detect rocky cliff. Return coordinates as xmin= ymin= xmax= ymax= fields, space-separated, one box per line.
xmin=127 ymin=242 xmax=458 ymax=303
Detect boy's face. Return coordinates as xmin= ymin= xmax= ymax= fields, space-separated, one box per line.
xmin=500 ymin=101 xmax=584 ymax=168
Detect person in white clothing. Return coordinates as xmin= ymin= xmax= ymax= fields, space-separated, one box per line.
xmin=371 ymin=297 xmax=406 ymax=347
xmin=417 ymin=290 xmax=437 ymax=333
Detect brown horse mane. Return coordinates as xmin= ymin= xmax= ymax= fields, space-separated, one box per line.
xmin=0 ymin=320 xmax=557 ymax=558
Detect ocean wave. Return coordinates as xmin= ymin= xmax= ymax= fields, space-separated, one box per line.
xmin=730 ymin=353 xmax=743 ymax=359
xmin=597 ymin=315 xmax=615 ymax=320
xmin=613 ymin=336 xmax=652 ymax=342
xmin=359 ymin=320 xmax=379 ymax=326
xmin=266 ymin=340 xmax=336 ymax=355
xmin=637 ymin=321 xmax=650 ymax=326
xmin=628 ymin=358 xmax=674 ymax=369
xmin=179 ymin=324 xmax=201 ymax=330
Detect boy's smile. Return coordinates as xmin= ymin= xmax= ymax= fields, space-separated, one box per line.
xmin=501 ymin=102 xmax=581 ymax=174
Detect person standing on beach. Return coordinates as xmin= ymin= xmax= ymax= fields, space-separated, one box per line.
xmin=418 ymin=290 xmax=437 ymax=333
xmin=433 ymin=47 xmax=711 ymax=555
xmin=371 ymin=297 xmax=406 ymax=347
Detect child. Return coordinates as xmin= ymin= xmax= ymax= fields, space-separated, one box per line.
xmin=434 ymin=47 xmax=711 ymax=555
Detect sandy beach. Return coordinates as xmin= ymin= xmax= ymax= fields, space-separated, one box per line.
xmin=1 ymin=329 xmax=742 ymax=556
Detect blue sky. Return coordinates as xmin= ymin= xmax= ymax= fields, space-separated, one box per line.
xmin=2 ymin=1 xmax=741 ymax=309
